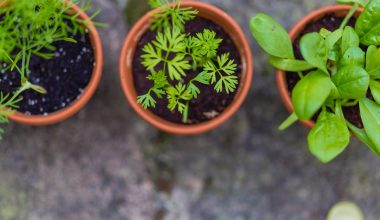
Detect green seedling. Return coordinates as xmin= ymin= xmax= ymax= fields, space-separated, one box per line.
xmin=137 ymin=0 xmax=238 ymax=123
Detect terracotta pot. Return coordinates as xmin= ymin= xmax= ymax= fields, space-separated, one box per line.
xmin=8 ymin=0 xmax=103 ymax=126
xmin=276 ymin=5 xmax=363 ymax=128
xmin=119 ymin=1 xmax=253 ymax=135
xmin=0 ymin=0 xmax=9 ymax=7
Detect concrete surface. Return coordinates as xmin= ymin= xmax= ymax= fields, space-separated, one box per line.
xmin=1 ymin=0 xmax=380 ymax=219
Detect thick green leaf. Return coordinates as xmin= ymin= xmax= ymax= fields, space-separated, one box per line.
xmin=347 ymin=121 xmax=380 ymax=156
xmin=300 ymin=33 xmax=329 ymax=73
xmin=365 ymin=45 xmax=380 ymax=76
xmin=340 ymin=47 xmax=365 ymax=67
xmin=250 ymin=14 xmax=294 ymax=59
xmin=341 ymin=26 xmax=360 ymax=54
xmin=347 ymin=122 xmax=373 ymax=148
xmin=355 ymin=0 xmax=380 ymax=37
xmin=278 ymin=112 xmax=298 ymax=131
xmin=370 ymin=80 xmax=380 ymax=103
xmin=328 ymin=81 xmax=341 ymax=100
xmin=335 ymin=101 xmax=345 ymax=119
xmin=337 ymin=0 xmax=367 ymax=6
xmin=328 ymin=47 xmax=341 ymax=62
xmin=292 ymin=70 xmax=332 ymax=120
xmin=359 ymin=98 xmax=380 ymax=154
xmin=332 ymin=65 xmax=369 ymax=99
xmin=319 ymin=28 xmax=332 ymax=38
xmin=326 ymin=29 xmax=343 ymax=49
xmin=269 ymin=56 xmax=315 ymax=72
xmin=360 ymin=23 xmax=380 ymax=45
xmin=307 ymin=111 xmax=350 ymax=163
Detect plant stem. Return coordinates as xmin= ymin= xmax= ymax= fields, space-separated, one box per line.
xmin=339 ymin=3 xmax=359 ymax=29
xmin=5 ymin=82 xmax=33 ymax=106
xmin=182 ymin=101 xmax=189 ymax=123
xmin=341 ymin=98 xmax=359 ymax=107
xmin=278 ymin=112 xmax=298 ymax=131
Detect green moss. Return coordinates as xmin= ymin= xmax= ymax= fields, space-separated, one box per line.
xmin=124 ymin=0 xmax=150 ymax=26
xmin=0 ymin=186 xmax=27 ymax=220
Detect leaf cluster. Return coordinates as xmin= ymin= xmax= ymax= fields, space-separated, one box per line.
xmin=148 ymin=0 xmax=198 ymax=31
xmin=0 ymin=92 xmax=20 ymax=140
xmin=138 ymin=0 xmax=238 ymax=123
xmin=250 ymin=0 xmax=380 ymax=162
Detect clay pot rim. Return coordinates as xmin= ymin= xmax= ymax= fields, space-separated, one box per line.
xmin=119 ymin=1 xmax=253 ymax=135
xmin=0 ymin=0 xmax=9 ymax=7
xmin=7 ymin=0 xmax=103 ymax=126
xmin=276 ymin=5 xmax=363 ymax=128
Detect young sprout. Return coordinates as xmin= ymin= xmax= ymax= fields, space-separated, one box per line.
xmin=137 ymin=0 xmax=239 ymax=123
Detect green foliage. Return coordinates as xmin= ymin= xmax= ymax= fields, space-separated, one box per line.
xmin=355 ymin=0 xmax=380 ymax=38
xmin=359 ymin=98 xmax=380 ymax=154
xmin=138 ymin=0 xmax=238 ymax=123
xmin=192 ymin=29 xmax=223 ymax=59
xmin=0 ymin=93 xmax=20 ymax=140
xmin=307 ymin=110 xmax=350 ymax=163
xmin=137 ymin=70 xmax=169 ymax=108
xmin=291 ymin=70 xmax=332 ymax=120
xmin=250 ymin=0 xmax=380 ymax=162
xmin=337 ymin=0 xmax=367 ymax=7
xmin=341 ymin=26 xmax=360 ymax=54
xmin=340 ymin=47 xmax=365 ymax=66
xmin=369 ymin=80 xmax=380 ymax=103
xmin=269 ymin=56 xmax=315 ymax=72
xmin=300 ymin=33 xmax=329 ymax=73
xmin=142 ymin=27 xmax=191 ymax=80
xmin=203 ymin=53 xmax=238 ymax=94
xmin=0 ymin=0 xmax=102 ymax=139
xmin=149 ymin=0 xmax=198 ymax=31
xmin=366 ymin=45 xmax=380 ymax=76
xmin=332 ymin=65 xmax=369 ymax=99
xmin=324 ymin=29 xmax=343 ymax=49
xmin=250 ymin=13 xmax=294 ymax=59
xmin=167 ymin=83 xmax=192 ymax=122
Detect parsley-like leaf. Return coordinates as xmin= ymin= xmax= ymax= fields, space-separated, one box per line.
xmin=187 ymin=72 xmax=212 ymax=98
xmin=167 ymin=83 xmax=192 ymax=118
xmin=142 ymin=27 xmax=191 ymax=80
xmin=137 ymin=93 xmax=156 ymax=109
xmin=203 ymin=53 xmax=238 ymax=94
xmin=193 ymin=29 xmax=223 ymax=59
xmin=142 ymin=43 xmax=162 ymax=71
xmin=150 ymin=0 xmax=198 ymax=31
xmin=153 ymin=27 xmax=186 ymax=52
xmin=167 ymin=53 xmax=190 ymax=80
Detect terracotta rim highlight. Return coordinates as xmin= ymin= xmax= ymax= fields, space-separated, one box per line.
xmin=119 ymin=1 xmax=253 ymax=135
xmin=276 ymin=5 xmax=363 ymax=128
xmin=8 ymin=0 xmax=103 ymax=126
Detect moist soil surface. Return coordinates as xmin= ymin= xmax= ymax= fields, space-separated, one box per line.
xmin=0 ymin=31 xmax=94 ymax=115
xmin=286 ymin=14 xmax=363 ymax=127
xmin=132 ymin=17 xmax=242 ymax=124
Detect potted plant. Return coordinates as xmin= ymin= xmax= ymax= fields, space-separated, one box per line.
xmin=0 ymin=0 xmax=103 ymax=139
xmin=119 ymin=0 xmax=253 ymax=135
xmin=250 ymin=0 xmax=380 ymax=162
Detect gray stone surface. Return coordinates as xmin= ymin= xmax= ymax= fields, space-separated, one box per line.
xmin=1 ymin=0 xmax=380 ymax=219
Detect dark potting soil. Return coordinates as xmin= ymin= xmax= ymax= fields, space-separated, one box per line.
xmin=0 ymin=31 xmax=94 ymax=115
xmin=132 ymin=17 xmax=242 ymax=124
xmin=285 ymin=14 xmax=364 ymax=128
